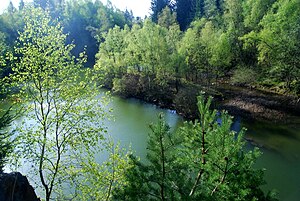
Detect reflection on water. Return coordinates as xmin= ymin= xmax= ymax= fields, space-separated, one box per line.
xmin=242 ymin=120 xmax=300 ymax=201
xmin=108 ymin=96 xmax=300 ymax=201
xmin=106 ymin=97 xmax=183 ymax=161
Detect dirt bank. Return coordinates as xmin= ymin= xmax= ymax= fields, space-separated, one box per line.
xmin=110 ymin=77 xmax=300 ymax=123
xmin=216 ymin=85 xmax=300 ymax=123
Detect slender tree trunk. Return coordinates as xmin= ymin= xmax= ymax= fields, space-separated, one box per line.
xmin=211 ymin=158 xmax=229 ymax=195
xmin=175 ymin=66 xmax=179 ymax=94
xmin=36 ymin=80 xmax=51 ymax=201
xmin=106 ymin=146 xmax=115 ymax=201
xmin=160 ymin=131 xmax=166 ymax=201
xmin=189 ymin=125 xmax=207 ymax=196
xmin=48 ymin=104 xmax=62 ymax=201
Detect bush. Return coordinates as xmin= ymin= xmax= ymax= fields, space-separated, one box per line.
xmin=231 ymin=67 xmax=257 ymax=86
xmin=112 ymin=74 xmax=142 ymax=97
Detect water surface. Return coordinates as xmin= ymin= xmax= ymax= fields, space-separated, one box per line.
xmin=243 ymin=120 xmax=300 ymax=201
xmin=2 ymin=93 xmax=299 ymax=200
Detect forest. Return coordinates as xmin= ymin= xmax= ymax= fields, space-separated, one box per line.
xmin=0 ymin=0 xmax=299 ymax=200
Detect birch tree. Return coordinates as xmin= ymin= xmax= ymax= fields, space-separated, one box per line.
xmin=8 ymin=7 xmax=109 ymax=200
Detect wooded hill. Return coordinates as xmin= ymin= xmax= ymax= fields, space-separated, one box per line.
xmin=1 ymin=0 xmax=299 ymax=97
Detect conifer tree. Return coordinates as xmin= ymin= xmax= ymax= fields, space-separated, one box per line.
xmin=158 ymin=7 xmax=177 ymax=29
xmin=146 ymin=114 xmax=180 ymax=200
xmin=114 ymin=96 xmax=277 ymax=200
xmin=151 ymin=0 xmax=171 ymax=23
xmin=193 ymin=0 xmax=205 ymax=19
xmin=113 ymin=114 xmax=181 ymax=200
xmin=175 ymin=0 xmax=193 ymax=30
xmin=19 ymin=0 xmax=25 ymax=11
xmin=7 ymin=1 xmax=16 ymax=14
xmin=203 ymin=0 xmax=218 ymax=19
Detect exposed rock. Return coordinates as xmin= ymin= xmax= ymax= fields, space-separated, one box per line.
xmin=0 ymin=172 xmax=40 ymax=201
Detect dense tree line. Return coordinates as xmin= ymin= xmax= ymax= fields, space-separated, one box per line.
xmin=0 ymin=0 xmax=135 ymax=71
xmin=1 ymin=0 xmax=299 ymax=95
xmin=97 ymin=0 xmax=300 ymax=100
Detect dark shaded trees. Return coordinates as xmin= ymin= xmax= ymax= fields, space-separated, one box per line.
xmin=63 ymin=0 xmax=101 ymax=65
xmin=0 ymin=5 xmax=24 ymax=79
xmin=151 ymin=0 xmax=172 ymax=23
xmin=175 ymin=0 xmax=194 ymax=30
xmin=175 ymin=0 xmax=224 ymax=30
xmin=0 ymin=0 xmax=135 ymax=68
xmin=62 ymin=0 xmax=134 ymax=66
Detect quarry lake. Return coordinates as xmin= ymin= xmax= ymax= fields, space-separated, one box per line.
xmin=2 ymin=91 xmax=300 ymax=200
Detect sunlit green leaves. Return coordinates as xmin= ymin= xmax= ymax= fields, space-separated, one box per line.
xmin=179 ymin=19 xmax=232 ymax=82
xmin=72 ymin=141 xmax=132 ymax=200
xmin=95 ymin=19 xmax=179 ymax=91
xmin=256 ymin=0 xmax=300 ymax=92
xmin=7 ymin=7 xmax=110 ymax=200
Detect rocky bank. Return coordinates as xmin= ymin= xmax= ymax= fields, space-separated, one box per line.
xmin=0 ymin=172 xmax=40 ymax=201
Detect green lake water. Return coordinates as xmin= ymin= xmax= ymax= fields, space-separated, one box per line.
xmin=242 ymin=120 xmax=300 ymax=201
xmin=104 ymin=95 xmax=300 ymax=201
xmin=1 ymin=92 xmax=300 ymax=200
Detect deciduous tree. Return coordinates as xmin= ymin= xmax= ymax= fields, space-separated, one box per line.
xmin=158 ymin=7 xmax=177 ymax=29
xmin=8 ymin=7 xmax=108 ymax=200
xmin=256 ymin=0 xmax=300 ymax=92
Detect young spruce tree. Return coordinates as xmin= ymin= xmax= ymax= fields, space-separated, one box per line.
xmin=114 ymin=96 xmax=277 ymax=201
xmin=113 ymin=114 xmax=181 ymax=200
xmin=176 ymin=96 xmax=276 ymax=200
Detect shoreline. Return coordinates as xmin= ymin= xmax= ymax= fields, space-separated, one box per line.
xmin=109 ymin=82 xmax=300 ymax=124
xmin=216 ymin=84 xmax=300 ymax=123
